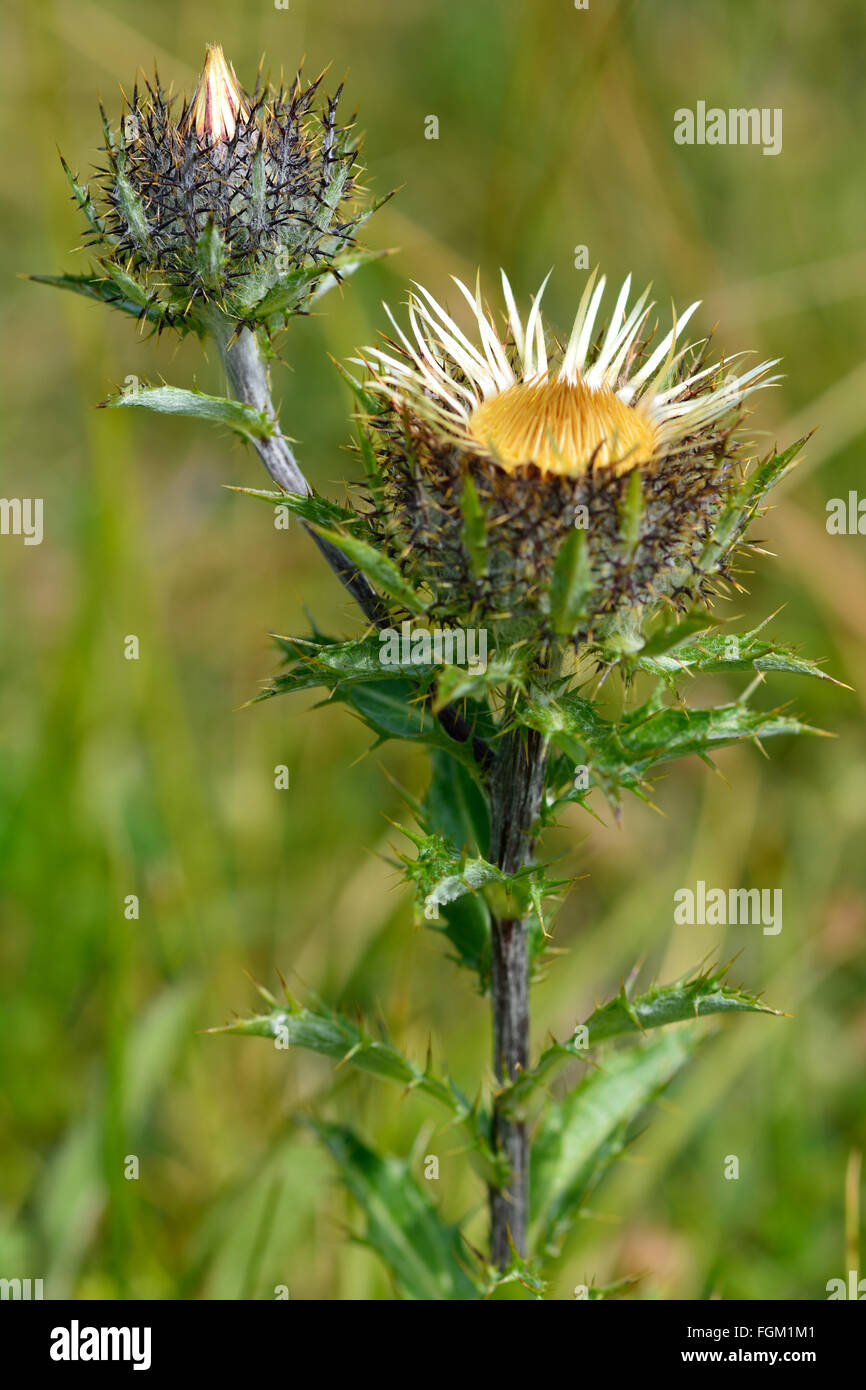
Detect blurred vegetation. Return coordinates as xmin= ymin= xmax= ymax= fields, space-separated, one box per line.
xmin=0 ymin=0 xmax=864 ymax=1299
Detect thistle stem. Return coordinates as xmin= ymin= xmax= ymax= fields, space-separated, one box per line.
xmin=216 ymin=325 xmax=392 ymax=626
xmin=487 ymin=724 xmax=548 ymax=1265
xmin=216 ymin=324 xmax=493 ymax=767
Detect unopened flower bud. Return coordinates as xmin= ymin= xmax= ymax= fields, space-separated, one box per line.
xmin=66 ymin=45 xmax=378 ymax=333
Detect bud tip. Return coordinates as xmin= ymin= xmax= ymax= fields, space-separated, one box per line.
xmin=183 ymin=43 xmax=248 ymax=143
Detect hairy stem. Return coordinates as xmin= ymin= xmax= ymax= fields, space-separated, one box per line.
xmin=487 ymin=724 xmax=548 ymax=1265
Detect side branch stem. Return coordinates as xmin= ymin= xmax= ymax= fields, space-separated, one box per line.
xmin=217 ymin=326 xmax=492 ymax=768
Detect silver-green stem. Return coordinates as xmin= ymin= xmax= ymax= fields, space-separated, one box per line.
xmin=215 ymin=323 xmax=391 ymax=626
xmin=215 ymin=322 xmax=494 ymax=765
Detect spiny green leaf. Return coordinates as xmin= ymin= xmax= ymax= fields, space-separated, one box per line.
xmin=247 ymin=247 xmax=390 ymax=325
xmin=245 ymin=264 xmax=326 ymax=321
xmin=549 ymin=527 xmax=594 ymax=636
xmin=355 ymin=418 xmax=384 ymax=491
xmin=59 ymin=153 xmax=107 ymax=239
xmin=428 ymin=893 xmax=492 ymax=992
xmin=100 ymin=384 xmax=274 ymax=443
xmin=227 ymin=486 xmax=355 ymax=528
xmin=212 ymin=995 xmax=505 ymax=1185
xmin=700 ymin=436 xmax=810 ymax=572
xmin=254 ymin=634 xmax=411 ymax=703
xmin=430 ymin=649 xmax=526 ymax=710
xmin=309 ymin=1122 xmax=480 ymax=1300
xmin=213 ymin=1002 xmax=466 ymax=1115
xmin=423 ymin=749 xmax=490 ymax=856
xmin=582 ymin=965 xmax=778 ymax=1043
xmin=459 ymin=475 xmax=488 ymax=581
xmin=619 ymin=465 xmax=644 ymax=553
xmin=113 ymin=170 xmax=151 ymax=252
xmin=635 ymin=619 xmax=848 ymax=688
xmin=346 ymin=186 xmax=396 ymax=234
xmin=308 ymin=246 xmax=392 ymax=305
xmin=742 ymin=434 xmax=811 ymax=511
xmin=548 ymin=528 xmax=593 ymax=634
xmin=310 ymin=526 xmax=427 ymax=615
xmin=421 ymin=751 xmax=493 ymax=987
xmin=333 ymin=677 xmax=481 ymax=770
xmin=194 ymin=218 xmax=227 ymax=291
xmin=520 ymin=685 xmax=824 ymax=807
xmin=95 ymin=258 xmax=151 ymax=308
xmin=499 ymin=964 xmax=778 ymax=1114
xmin=529 ymin=1029 xmax=698 ymax=1257
xmin=403 ymin=837 xmax=510 ymax=918
xmin=478 ymin=1255 xmax=549 ymax=1300
xmin=335 ymin=359 xmax=385 ymax=416
xmin=399 ymin=829 xmax=555 ymax=926
xmin=636 ymin=609 xmax=717 ymax=659
xmin=29 ymin=271 xmax=166 ymax=327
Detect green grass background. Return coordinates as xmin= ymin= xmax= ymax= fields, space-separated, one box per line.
xmin=1 ymin=0 xmax=864 ymax=1299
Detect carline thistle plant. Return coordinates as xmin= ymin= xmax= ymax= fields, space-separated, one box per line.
xmin=37 ymin=45 xmax=840 ymax=1300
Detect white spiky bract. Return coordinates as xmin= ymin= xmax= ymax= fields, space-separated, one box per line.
xmin=357 ymin=271 xmax=780 ymax=475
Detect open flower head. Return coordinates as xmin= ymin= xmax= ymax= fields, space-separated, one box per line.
xmin=65 ymin=45 xmax=376 ymax=334
xmin=352 ymin=271 xmax=780 ymax=642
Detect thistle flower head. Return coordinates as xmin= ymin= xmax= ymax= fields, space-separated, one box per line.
xmin=70 ymin=46 xmax=377 ymax=334
xmin=351 ymin=271 xmax=781 ymax=644
xmin=363 ymin=270 xmax=776 ymax=474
